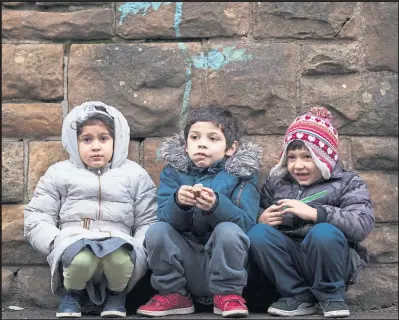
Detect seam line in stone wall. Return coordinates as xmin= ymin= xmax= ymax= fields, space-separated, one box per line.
xmin=347 ymin=137 xmax=354 ymax=171
xmin=248 ymin=2 xmax=254 ymax=42
xmin=23 ymin=140 xmax=29 ymax=204
xmin=62 ymin=44 xmax=70 ymax=119
xmin=139 ymin=139 xmax=145 ymax=167
xmin=1 ymin=38 xmax=361 ymax=45
xmin=296 ymin=41 xmax=302 ymax=117
xmin=111 ymin=2 xmax=116 ymax=38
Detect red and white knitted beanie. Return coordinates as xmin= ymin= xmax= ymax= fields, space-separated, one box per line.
xmin=270 ymin=106 xmax=339 ymax=180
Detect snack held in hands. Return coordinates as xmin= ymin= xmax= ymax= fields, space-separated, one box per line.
xmin=193 ymin=183 xmax=203 ymax=198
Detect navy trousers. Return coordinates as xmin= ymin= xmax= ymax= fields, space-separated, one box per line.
xmin=247 ymin=223 xmax=352 ymax=303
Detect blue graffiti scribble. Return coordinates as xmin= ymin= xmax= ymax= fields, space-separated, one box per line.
xmin=192 ymin=46 xmax=253 ymax=70
xmin=173 ymin=3 xmax=192 ymax=127
xmin=118 ymin=2 xmax=171 ymax=24
xmin=174 ymin=2 xmax=183 ymax=38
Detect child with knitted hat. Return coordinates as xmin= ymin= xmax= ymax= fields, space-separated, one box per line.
xmin=247 ymin=106 xmax=375 ymax=318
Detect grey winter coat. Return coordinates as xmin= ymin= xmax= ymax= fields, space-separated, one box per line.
xmin=24 ymin=101 xmax=158 ymax=296
xmin=260 ymin=164 xmax=375 ymax=285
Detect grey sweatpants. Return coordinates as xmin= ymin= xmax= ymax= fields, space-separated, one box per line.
xmin=144 ymin=221 xmax=250 ymax=297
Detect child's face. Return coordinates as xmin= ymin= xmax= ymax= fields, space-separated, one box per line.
xmin=78 ymin=121 xmax=114 ymax=168
xmin=287 ymin=146 xmax=323 ymax=186
xmin=185 ymin=121 xmax=237 ymax=168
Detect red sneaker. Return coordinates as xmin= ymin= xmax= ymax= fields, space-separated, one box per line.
xmin=136 ymin=293 xmax=195 ymax=317
xmin=213 ymin=294 xmax=249 ymax=317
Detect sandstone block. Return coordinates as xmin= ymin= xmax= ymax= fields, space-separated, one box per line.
xmin=35 ymin=2 xmax=106 ymax=5
xmin=362 ymin=2 xmax=398 ymax=72
xmin=2 ymin=2 xmax=26 ymax=7
xmin=2 ymin=141 xmax=24 ymax=203
xmin=351 ymin=137 xmax=398 ymax=171
xmin=207 ymin=42 xmax=297 ymax=135
xmin=116 ymin=2 xmax=249 ymax=39
xmin=301 ymin=73 xmax=398 ymax=136
xmin=2 ymin=44 xmax=63 ymax=101
xmin=363 ymin=224 xmax=398 ymax=264
xmin=346 ymin=264 xmax=398 ymax=310
xmin=127 ymin=140 xmax=140 ymax=164
xmin=68 ymin=43 xmax=205 ymax=138
xmin=254 ymin=2 xmax=358 ymax=39
xmin=2 ymin=103 xmax=62 ymax=138
xmin=246 ymin=136 xmax=284 ymax=186
xmin=359 ymin=172 xmax=398 ymax=222
xmin=2 ymin=212 xmax=24 ymax=242
xmin=16 ymin=267 xmax=58 ymax=309
xmin=27 ymin=141 xmax=69 ymax=200
xmin=2 ymin=204 xmax=24 ymax=227
xmin=2 ymin=269 xmax=14 ymax=300
xmin=2 ymin=8 xmax=113 ymax=41
xmin=143 ymin=138 xmax=164 ymax=187
xmin=338 ymin=138 xmax=351 ymax=170
xmin=301 ymin=43 xmax=360 ymax=75
xmin=1 ymin=218 xmax=47 ymax=265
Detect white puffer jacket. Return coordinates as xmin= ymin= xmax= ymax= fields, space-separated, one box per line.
xmin=24 ymin=101 xmax=158 ymax=296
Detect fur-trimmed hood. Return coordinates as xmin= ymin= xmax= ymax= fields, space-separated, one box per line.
xmin=157 ymin=133 xmax=262 ymax=179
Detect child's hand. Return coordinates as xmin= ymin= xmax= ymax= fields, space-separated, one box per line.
xmin=177 ymin=185 xmax=197 ymax=207
xmin=195 ymin=187 xmax=216 ymax=212
xmin=277 ymin=199 xmax=317 ymax=222
xmin=258 ymin=205 xmax=284 ymax=226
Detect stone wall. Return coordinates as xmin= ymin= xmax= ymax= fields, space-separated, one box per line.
xmin=2 ymin=2 xmax=398 ymax=311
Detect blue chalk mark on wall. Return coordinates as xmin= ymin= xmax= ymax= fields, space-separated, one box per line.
xmin=117 ymin=2 xmax=171 ymax=24
xmin=191 ymin=47 xmax=253 ymax=70
xmin=174 ymin=2 xmax=183 ymax=38
xmin=174 ymin=3 xmax=192 ymax=127
xmin=118 ymin=2 xmax=253 ymax=126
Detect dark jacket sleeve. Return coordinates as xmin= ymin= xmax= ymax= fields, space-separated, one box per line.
xmin=206 ymin=175 xmax=260 ymax=233
xmin=260 ymin=176 xmax=275 ymax=211
xmin=316 ymin=174 xmax=375 ymax=243
xmin=157 ymin=166 xmax=194 ymax=231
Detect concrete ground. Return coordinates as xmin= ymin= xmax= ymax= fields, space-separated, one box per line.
xmin=1 ymin=306 xmax=398 ymax=319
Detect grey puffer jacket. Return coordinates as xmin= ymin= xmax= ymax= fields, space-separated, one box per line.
xmin=24 ymin=101 xmax=158 ymax=296
xmin=260 ymin=164 xmax=375 ymax=285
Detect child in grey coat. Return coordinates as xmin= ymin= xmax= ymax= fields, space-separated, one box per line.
xmin=24 ymin=101 xmax=157 ymax=318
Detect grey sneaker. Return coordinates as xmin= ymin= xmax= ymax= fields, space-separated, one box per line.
xmin=101 ymin=289 xmax=126 ymax=318
xmin=56 ymin=289 xmax=84 ymax=318
xmin=267 ymin=296 xmax=317 ymax=317
xmin=320 ymin=300 xmax=350 ymax=318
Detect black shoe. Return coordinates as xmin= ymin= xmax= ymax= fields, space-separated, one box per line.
xmin=268 ymin=296 xmax=317 ymax=317
xmin=101 ymin=289 xmax=127 ymax=318
xmin=56 ymin=289 xmax=84 ymax=318
xmin=320 ymin=300 xmax=350 ymax=318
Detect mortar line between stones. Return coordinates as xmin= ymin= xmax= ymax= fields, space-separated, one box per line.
xmin=296 ymin=41 xmax=302 ymax=117
xmin=23 ymin=140 xmax=29 ymax=204
xmin=202 ymin=39 xmax=209 ymax=107
xmin=248 ymin=2 xmax=255 ymax=42
xmin=139 ymin=139 xmax=145 ymax=167
xmin=347 ymin=137 xmax=353 ymax=171
xmin=62 ymin=45 xmax=71 ymax=119
xmin=111 ymin=2 xmax=116 ymax=38
xmin=354 ymin=2 xmax=366 ymax=72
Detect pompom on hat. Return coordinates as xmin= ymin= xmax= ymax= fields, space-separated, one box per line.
xmin=269 ymin=106 xmax=339 ymax=180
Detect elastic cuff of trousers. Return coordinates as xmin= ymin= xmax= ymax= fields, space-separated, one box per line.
xmin=316 ymin=207 xmax=328 ymax=223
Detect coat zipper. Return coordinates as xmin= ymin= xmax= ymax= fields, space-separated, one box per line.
xmin=98 ymin=168 xmax=102 ymax=221
xmin=296 ymin=188 xmax=303 ymax=200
